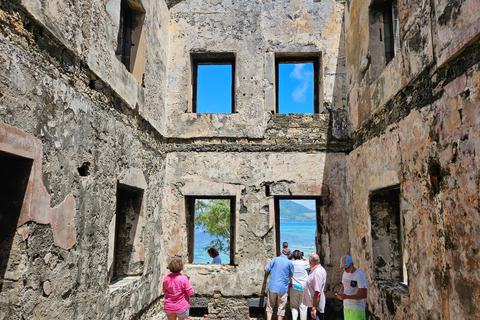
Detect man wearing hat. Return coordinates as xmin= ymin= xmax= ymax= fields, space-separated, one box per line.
xmin=335 ymin=255 xmax=368 ymax=320
xmin=264 ymin=248 xmax=294 ymax=320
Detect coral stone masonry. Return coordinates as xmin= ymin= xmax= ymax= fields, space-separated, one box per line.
xmin=0 ymin=0 xmax=479 ymax=319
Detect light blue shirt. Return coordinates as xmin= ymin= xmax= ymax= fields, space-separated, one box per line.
xmin=265 ymin=255 xmax=294 ymax=294
xmin=212 ymin=256 xmax=221 ymax=264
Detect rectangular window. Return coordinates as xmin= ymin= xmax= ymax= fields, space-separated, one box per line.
xmin=191 ymin=53 xmax=236 ymax=113
xmin=275 ymin=54 xmax=321 ymax=114
xmin=369 ymin=1 xmax=401 ymax=80
xmin=0 ymin=151 xmax=33 ymax=291
xmin=185 ymin=197 xmax=236 ymax=265
xmin=274 ymin=198 xmax=320 ymax=257
xmin=116 ymin=0 xmax=146 ymax=84
xmin=370 ymin=186 xmax=407 ymax=284
xmin=110 ymin=184 xmax=144 ymax=283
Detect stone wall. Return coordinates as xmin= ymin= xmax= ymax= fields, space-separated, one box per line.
xmin=346 ymin=0 xmax=480 ymax=318
xmin=0 ymin=0 xmax=167 ymax=319
xmin=3 ymin=0 xmax=479 ymax=318
xmin=0 ymin=0 xmax=348 ymax=319
xmin=164 ymin=0 xmax=347 ymax=138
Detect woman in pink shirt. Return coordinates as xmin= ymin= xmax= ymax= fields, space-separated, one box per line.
xmin=163 ymin=259 xmax=194 ymax=320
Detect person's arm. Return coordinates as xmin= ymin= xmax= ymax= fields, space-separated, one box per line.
xmin=184 ymin=277 xmax=194 ymax=296
xmin=345 ymin=288 xmax=367 ymax=300
xmin=310 ymin=291 xmax=322 ymax=318
xmin=162 ymin=277 xmax=167 ymax=295
xmin=337 ymin=287 xmax=367 ymax=300
xmin=335 ymin=284 xmax=345 ymax=300
xmin=264 ymin=258 xmax=272 ymax=273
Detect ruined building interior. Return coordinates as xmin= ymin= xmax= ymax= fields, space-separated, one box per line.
xmin=0 ymin=0 xmax=479 ymax=319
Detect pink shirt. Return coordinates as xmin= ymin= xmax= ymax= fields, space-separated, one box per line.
xmin=162 ymin=273 xmax=194 ymax=313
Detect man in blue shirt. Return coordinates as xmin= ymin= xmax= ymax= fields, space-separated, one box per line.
xmin=264 ymin=248 xmax=294 ymax=320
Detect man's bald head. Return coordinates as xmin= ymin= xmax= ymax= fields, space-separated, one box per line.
xmin=309 ymin=254 xmax=320 ymax=265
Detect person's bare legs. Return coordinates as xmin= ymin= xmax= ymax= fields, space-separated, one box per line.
xmin=277 ymin=316 xmax=284 ymax=320
xmin=166 ymin=314 xmax=177 ymax=320
xmin=266 ymin=311 xmax=273 ymax=320
xmin=178 ymin=317 xmax=188 ymax=320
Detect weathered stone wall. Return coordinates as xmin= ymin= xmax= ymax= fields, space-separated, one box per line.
xmin=1 ymin=0 xmax=349 ymax=319
xmin=346 ymin=0 xmax=480 ymax=318
xmin=164 ymin=0 xmax=347 ymax=138
xmin=162 ymin=151 xmax=348 ymax=296
xmin=345 ymin=0 xmax=434 ymax=130
xmin=0 ymin=0 xmax=168 ymax=319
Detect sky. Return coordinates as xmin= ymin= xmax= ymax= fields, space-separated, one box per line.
xmin=196 ymin=63 xmax=314 ymax=114
xmin=196 ymin=64 xmax=232 ymax=113
xmin=278 ymin=63 xmax=314 ymax=114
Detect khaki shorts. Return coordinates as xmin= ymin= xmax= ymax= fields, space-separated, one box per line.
xmin=266 ymin=290 xmax=288 ymax=316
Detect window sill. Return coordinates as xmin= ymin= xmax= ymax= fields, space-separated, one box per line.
xmin=184 ymin=264 xmax=236 ymax=272
xmin=108 ymin=275 xmax=141 ymax=293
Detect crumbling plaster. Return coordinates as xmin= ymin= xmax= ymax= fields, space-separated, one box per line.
xmin=163 ymin=151 xmax=348 ymax=298
xmin=0 ymin=2 xmax=166 ymax=318
xmin=164 ymin=0 xmax=346 ymax=138
xmin=345 ymin=0 xmax=480 ymax=317
xmin=3 ymin=0 xmax=479 ymax=318
xmin=0 ymin=0 xmax=349 ymax=318
xmin=346 ymin=0 xmax=434 ymax=129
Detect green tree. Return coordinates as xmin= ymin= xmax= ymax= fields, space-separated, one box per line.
xmin=195 ymin=199 xmax=230 ymax=254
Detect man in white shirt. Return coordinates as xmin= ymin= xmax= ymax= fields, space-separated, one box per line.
xmin=335 ymin=255 xmax=368 ymax=320
xmin=302 ymin=254 xmax=327 ymax=320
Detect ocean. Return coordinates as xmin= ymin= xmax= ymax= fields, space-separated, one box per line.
xmin=193 ymin=221 xmax=317 ymax=264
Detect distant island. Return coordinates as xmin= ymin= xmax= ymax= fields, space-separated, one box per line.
xmin=279 ymin=200 xmax=316 ymax=222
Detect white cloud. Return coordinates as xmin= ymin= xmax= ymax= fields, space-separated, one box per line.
xmin=290 ymin=64 xmax=313 ymax=103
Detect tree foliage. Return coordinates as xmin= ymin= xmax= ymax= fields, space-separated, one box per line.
xmin=195 ymin=199 xmax=230 ymax=254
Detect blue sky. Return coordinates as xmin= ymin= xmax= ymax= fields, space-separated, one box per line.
xmin=197 ymin=64 xmax=232 ymax=113
xmin=196 ymin=63 xmax=314 ymax=114
xmin=278 ymin=63 xmax=314 ymax=114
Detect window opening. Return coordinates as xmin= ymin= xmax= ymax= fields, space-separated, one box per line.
xmin=275 ymin=55 xmax=321 ymax=114
xmin=369 ymin=1 xmax=401 ymax=79
xmin=249 ymin=307 xmax=265 ymax=318
xmin=186 ymin=197 xmax=235 ymax=265
xmin=110 ymin=184 xmax=144 ymax=283
xmin=192 ymin=53 xmax=235 ymax=113
xmin=274 ymin=198 xmax=319 ymax=257
xmin=116 ymin=0 xmax=146 ymax=84
xmin=370 ymin=186 xmax=407 ymax=284
xmin=190 ymin=307 xmax=209 ymax=317
xmin=0 ymin=151 xmax=33 ymax=291
xmin=383 ymin=3 xmax=395 ymax=65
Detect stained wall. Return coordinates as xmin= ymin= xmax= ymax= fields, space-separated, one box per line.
xmin=0 ymin=0 xmax=348 ymax=319
xmin=345 ymin=0 xmax=480 ymax=318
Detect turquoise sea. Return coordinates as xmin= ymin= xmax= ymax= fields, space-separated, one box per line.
xmin=193 ymin=221 xmax=317 ymax=264
xmin=279 ymin=221 xmax=317 ymax=256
